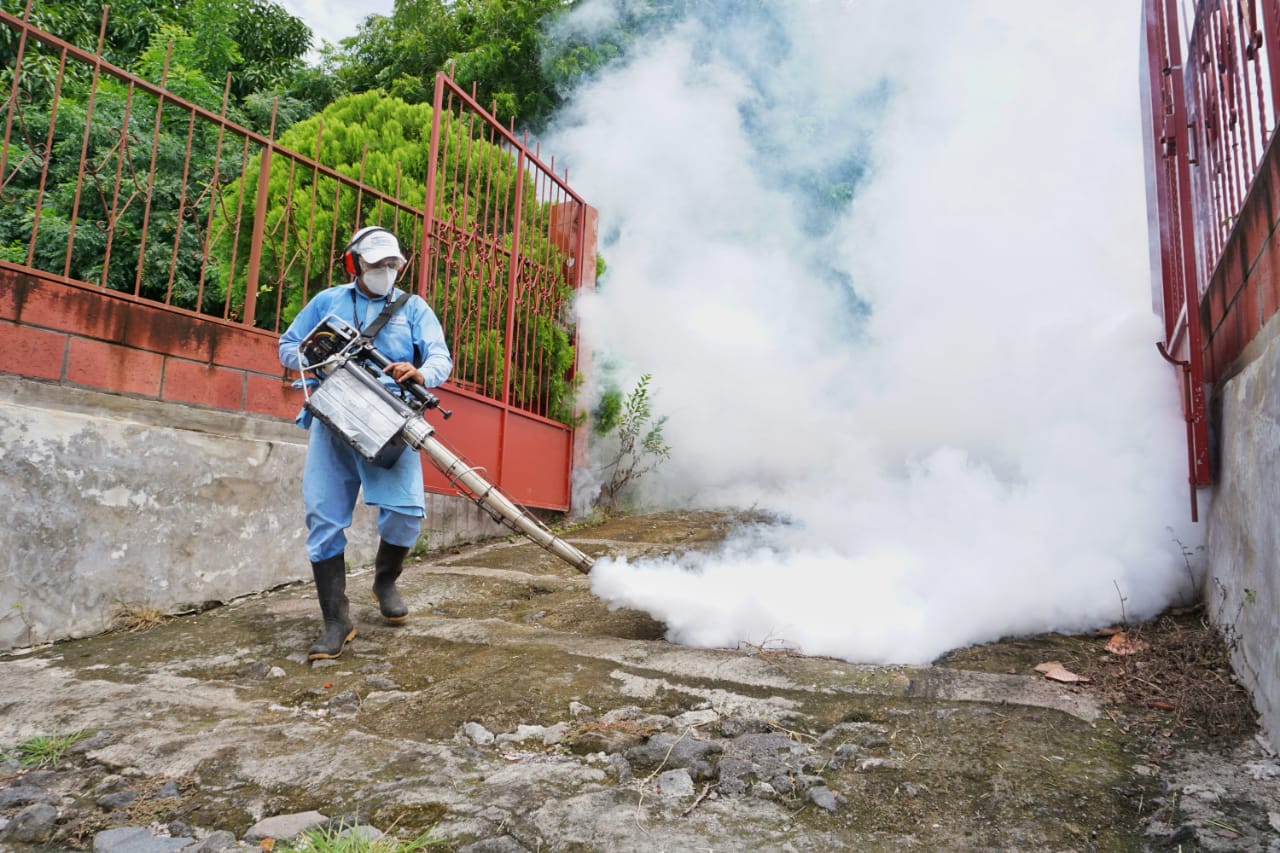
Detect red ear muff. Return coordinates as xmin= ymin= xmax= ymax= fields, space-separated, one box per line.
xmin=339 ymin=226 xmax=398 ymax=279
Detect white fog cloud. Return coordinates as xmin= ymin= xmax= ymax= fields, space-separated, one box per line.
xmin=548 ymin=1 xmax=1198 ymax=664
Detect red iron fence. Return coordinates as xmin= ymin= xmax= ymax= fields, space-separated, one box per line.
xmin=423 ymin=73 xmax=593 ymax=423
xmin=0 ymin=5 xmax=595 ymax=509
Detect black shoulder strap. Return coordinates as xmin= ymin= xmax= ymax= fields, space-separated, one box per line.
xmin=360 ymin=291 xmax=409 ymax=342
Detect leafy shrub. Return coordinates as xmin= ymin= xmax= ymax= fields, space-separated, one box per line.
xmin=595 ymin=374 xmax=670 ymax=512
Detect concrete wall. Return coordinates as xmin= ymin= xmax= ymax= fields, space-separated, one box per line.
xmin=0 ymin=374 xmax=501 ymax=651
xmin=1196 ymin=130 xmax=1280 ymax=750
xmin=1204 ymin=318 xmax=1280 ymax=748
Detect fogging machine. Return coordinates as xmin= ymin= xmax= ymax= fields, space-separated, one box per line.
xmin=296 ymin=315 xmax=594 ymax=574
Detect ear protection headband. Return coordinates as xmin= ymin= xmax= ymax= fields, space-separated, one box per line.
xmin=340 ymin=226 xmax=400 ymax=278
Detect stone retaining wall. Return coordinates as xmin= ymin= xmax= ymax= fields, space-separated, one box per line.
xmin=0 ymin=374 xmax=500 ymax=650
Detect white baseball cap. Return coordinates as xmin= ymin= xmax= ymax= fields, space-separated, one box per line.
xmin=351 ymin=227 xmax=406 ymax=264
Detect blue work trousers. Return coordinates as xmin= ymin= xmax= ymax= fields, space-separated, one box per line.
xmin=302 ymin=421 xmax=425 ymax=562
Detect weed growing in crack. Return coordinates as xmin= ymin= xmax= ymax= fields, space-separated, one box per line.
xmin=285 ymin=819 xmax=446 ymax=851
xmin=111 ymin=599 xmax=168 ymax=633
xmin=3 ymin=730 xmax=91 ymax=767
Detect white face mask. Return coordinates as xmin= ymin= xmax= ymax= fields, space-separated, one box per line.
xmin=361 ymin=266 xmax=397 ymax=296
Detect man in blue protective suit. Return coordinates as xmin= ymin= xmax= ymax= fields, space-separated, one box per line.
xmin=279 ymin=226 xmax=453 ymax=660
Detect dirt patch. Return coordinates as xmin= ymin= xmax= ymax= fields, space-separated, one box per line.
xmin=935 ymin=605 xmax=1278 ymax=851
xmin=934 ymin=606 xmax=1258 ymax=746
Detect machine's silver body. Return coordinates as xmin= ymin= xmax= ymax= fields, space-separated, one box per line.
xmin=306 ymin=359 xmax=413 ymax=468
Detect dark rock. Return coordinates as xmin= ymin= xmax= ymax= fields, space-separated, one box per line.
xmin=807 ymin=786 xmax=840 ymax=813
xmin=0 ymin=785 xmax=58 ymax=808
xmin=167 ymin=819 xmax=194 ymax=837
xmin=729 ymin=732 xmax=807 ymax=763
xmin=70 ymin=731 xmax=114 ymax=754
xmin=710 ymin=730 xmax=819 ymax=799
xmin=719 ymin=718 xmax=773 ymax=738
xmin=98 ymin=789 xmax=139 ymax=810
xmin=20 ymin=770 xmax=57 ymax=786
xmin=714 ymin=757 xmax=758 ymax=797
xmin=625 ymin=733 xmax=723 ymax=780
xmin=5 ymin=802 xmax=58 ymax=843
xmin=795 ymin=773 xmax=826 ymax=791
xmin=180 ymin=829 xmax=238 ymax=852
xmin=236 ymin=661 xmax=272 ymax=680
xmin=328 ymin=690 xmax=361 ymax=712
xmin=799 ymin=754 xmax=827 ymax=773
xmin=94 ymin=774 xmax=129 ymax=795
xmin=158 ymin=780 xmax=182 ymax=799
xmin=319 ymin=814 xmax=365 ymax=834
xmin=751 ymin=781 xmax=778 ymax=799
xmin=827 ymin=743 xmax=861 ymax=770
xmin=366 ymin=675 xmax=398 ymax=690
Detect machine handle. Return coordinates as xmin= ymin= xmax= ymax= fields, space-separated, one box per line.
xmin=361 ymin=344 xmax=453 ymax=419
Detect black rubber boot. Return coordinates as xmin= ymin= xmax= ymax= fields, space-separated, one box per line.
xmin=308 ymin=554 xmax=355 ymax=660
xmin=372 ymin=540 xmax=411 ymax=623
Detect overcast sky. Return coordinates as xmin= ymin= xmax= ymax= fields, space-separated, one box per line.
xmin=276 ymin=0 xmax=391 ymax=54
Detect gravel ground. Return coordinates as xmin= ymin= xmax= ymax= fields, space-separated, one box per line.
xmin=1 ymin=510 xmax=1277 ymax=852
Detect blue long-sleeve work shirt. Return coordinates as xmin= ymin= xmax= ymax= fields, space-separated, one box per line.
xmin=278 ymin=282 xmax=453 ymax=388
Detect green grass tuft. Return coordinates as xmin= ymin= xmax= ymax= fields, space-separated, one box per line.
xmin=284 ymin=821 xmax=446 ymax=852
xmin=4 ymin=730 xmax=92 ymax=767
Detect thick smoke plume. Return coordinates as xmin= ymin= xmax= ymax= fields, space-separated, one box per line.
xmin=547 ymin=2 xmax=1198 ymax=664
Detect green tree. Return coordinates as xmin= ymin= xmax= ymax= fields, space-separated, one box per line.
xmin=0 ymin=0 xmax=176 ymax=71
xmin=336 ymin=0 xmax=575 ymax=131
xmin=223 ymin=0 xmax=312 ymax=101
xmin=0 ymin=16 xmax=245 ymax=312
xmin=2 ymin=0 xmax=325 ymax=131
xmin=217 ymin=90 xmax=533 ymax=324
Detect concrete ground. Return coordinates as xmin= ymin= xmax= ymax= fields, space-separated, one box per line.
xmin=1 ymin=510 xmax=1278 ymax=851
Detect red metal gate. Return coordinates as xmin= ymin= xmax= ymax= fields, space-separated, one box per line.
xmin=418 ymin=73 xmax=598 ymax=508
xmin=1143 ymin=0 xmax=1212 ymax=520
xmin=1141 ymin=0 xmax=1280 ymax=519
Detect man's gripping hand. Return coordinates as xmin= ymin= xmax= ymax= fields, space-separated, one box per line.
xmin=385 ymin=362 xmax=425 ymax=386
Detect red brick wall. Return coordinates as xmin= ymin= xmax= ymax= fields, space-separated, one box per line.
xmin=0 ymin=267 xmax=297 ymax=421
xmin=1200 ymin=135 xmax=1280 ymax=383
xmin=0 ymin=265 xmax=575 ymax=509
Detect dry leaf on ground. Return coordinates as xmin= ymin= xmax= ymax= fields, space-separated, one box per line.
xmin=1105 ymin=633 xmax=1148 ymax=655
xmin=1034 ymin=661 xmax=1093 ymax=683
